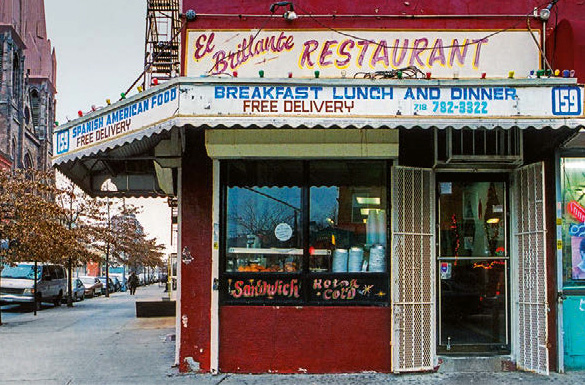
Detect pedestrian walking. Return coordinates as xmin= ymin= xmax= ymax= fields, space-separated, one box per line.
xmin=128 ymin=272 xmax=139 ymax=295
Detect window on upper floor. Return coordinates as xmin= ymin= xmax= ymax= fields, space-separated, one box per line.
xmin=23 ymin=153 xmax=33 ymax=169
xmin=30 ymin=89 xmax=40 ymax=128
xmin=12 ymin=52 xmax=22 ymax=99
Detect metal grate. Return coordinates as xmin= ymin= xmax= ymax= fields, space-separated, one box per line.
xmin=435 ymin=128 xmax=523 ymax=169
xmin=513 ymin=162 xmax=549 ymax=375
xmin=392 ymin=166 xmax=436 ymax=372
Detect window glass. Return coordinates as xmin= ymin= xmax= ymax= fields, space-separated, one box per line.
xmin=222 ymin=160 xmax=390 ymax=306
xmin=439 ymin=181 xmax=506 ymax=258
xmin=45 ymin=265 xmax=56 ymax=279
xmin=309 ymin=161 xmax=387 ymax=273
xmin=225 ymin=161 xmax=303 ymax=273
xmin=1 ymin=264 xmax=35 ymax=279
xmin=437 ymin=180 xmax=508 ymax=352
xmin=561 ymin=158 xmax=585 ymax=287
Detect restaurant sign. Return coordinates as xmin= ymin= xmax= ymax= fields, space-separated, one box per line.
xmin=220 ymin=273 xmax=389 ymax=305
xmin=221 ymin=274 xmax=303 ymax=304
xmin=185 ymin=83 xmax=584 ymax=118
xmin=186 ymin=30 xmax=539 ymax=78
xmin=52 ymin=79 xmax=583 ymax=163
xmin=54 ymin=87 xmax=179 ymax=157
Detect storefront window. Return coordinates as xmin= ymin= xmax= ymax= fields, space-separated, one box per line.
xmin=221 ymin=160 xmax=389 ymax=305
xmin=560 ymin=158 xmax=585 ymax=288
xmin=309 ymin=162 xmax=387 ymax=273
xmin=225 ymin=161 xmax=303 ymax=273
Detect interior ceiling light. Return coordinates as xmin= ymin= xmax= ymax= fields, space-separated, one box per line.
xmin=356 ymin=197 xmax=381 ymax=205
xmin=360 ymin=208 xmax=379 ymax=216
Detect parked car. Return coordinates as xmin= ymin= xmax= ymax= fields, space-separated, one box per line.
xmin=109 ymin=273 xmax=126 ymax=292
xmin=110 ymin=276 xmax=122 ymax=292
xmin=0 ymin=263 xmax=67 ymax=310
xmin=79 ymin=276 xmax=102 ymax=297
xmin=98 ymin=277 xmax=115 ymax=294
xmin=62 ymin=278 xmax=85 ymax=303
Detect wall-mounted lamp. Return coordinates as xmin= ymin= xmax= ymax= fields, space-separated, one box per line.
xmin=270 ymin=2 xmax=297 ymax=20
xmin=539 ymin=0 xmax=559 ymax=20
xmin=184 ymin=9 xmax=197 ymax=21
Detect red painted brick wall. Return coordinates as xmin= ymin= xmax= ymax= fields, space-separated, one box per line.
xmin=219 ymin=306 xmax=392 ymax=373
xmin=179 ymin=130 xmax=213 ymax=372
xmin=181 ymin=0 xmax=585 ymax=82
xmin=178 ymin=131 xmax=392 ymax=373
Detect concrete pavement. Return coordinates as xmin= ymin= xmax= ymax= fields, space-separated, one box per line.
xmin=3 ymin=284 xmax=585 ymax=384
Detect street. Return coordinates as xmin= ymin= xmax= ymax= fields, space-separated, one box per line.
xmin=2 ymin=284 xmax=585 ymax=384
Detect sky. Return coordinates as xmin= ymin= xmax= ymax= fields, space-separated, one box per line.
xmin=45 ymin=1 xmax=175 ymax=255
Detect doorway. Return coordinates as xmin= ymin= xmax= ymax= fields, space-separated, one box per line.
xmin=437 ymin=178 xmax=510 ymax=354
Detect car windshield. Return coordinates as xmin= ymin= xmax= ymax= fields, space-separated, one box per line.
xmin=80 ymin=278 xmax=96 ymax=285
xmin=1 ymin=264 xmax=40 ymax=279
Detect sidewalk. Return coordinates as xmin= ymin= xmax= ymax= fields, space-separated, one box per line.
xmin=134 ymin=281 xmax=176 ymax=302
xmin=134 ymin=286 xmax=585 ymax=385
xmin=7 ymin=284 xmax=584 ymax=384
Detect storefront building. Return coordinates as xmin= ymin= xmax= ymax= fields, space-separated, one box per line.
xmin=557 ymin=137 xmax=585 ymax=370
xmin=53 ymin=0 xmax=585 ymax=375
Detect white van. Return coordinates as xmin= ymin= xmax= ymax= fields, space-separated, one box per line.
xmin=0 ymin=263 xmax=67 ymax=310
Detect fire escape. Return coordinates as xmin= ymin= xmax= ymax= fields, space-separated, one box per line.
xmin=144 ymin=0 xmax=181 ymax=88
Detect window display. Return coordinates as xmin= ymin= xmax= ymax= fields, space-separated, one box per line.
xmin=560 ymin=158 xmax=585 ymax=286
xmin=222 ymin=160 xmax=389 ymax=305
xmin=309 ymin=161 xmax=387 ymax=273
xmin=225 ymin=161 xmax=303 ymax=274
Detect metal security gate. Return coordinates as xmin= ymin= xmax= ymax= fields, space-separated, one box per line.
xmin=391 ymin=166 xmax=436 ymax=372
xmin=512 ymin=162 xmax=549 ymax=374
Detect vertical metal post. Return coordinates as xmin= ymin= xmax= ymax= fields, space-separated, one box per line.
xmin=67 ymin=256 xmax=73 ymax=307
xmin=0 ymin=238 xmax=10 ymax=325
xmin=105 ymin=197 xmax=110 ymax=298
xmin=33 ymin=261 xmax=38 ymax=316
xmin=0 ymin=249 xmax=3 ymax=325
xmin=556 ymin=153 xmax=565 ymax=372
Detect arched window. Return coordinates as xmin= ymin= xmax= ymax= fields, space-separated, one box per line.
xmin=11 ymin=139 xmax=17 ymax=170
xmin=12 ymin=52 xmax=21 ymax=99
xmin=30 ymin=89 xmax=40 ymax=127
xmin=23 ymin=152 xmax=33 ymax=169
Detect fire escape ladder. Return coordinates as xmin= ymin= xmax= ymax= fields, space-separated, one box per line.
xmin=144 ymin=0 xmax=181 ymax=88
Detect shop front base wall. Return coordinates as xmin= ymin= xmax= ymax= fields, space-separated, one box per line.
xmin=219 ymin=306 xmax=392 ymax=373
xmin=179 ymin=130 xmax=213 ymax=373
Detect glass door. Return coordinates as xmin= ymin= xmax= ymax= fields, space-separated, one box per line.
xmin=437 ymin=179 xmax=510 ymax=354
